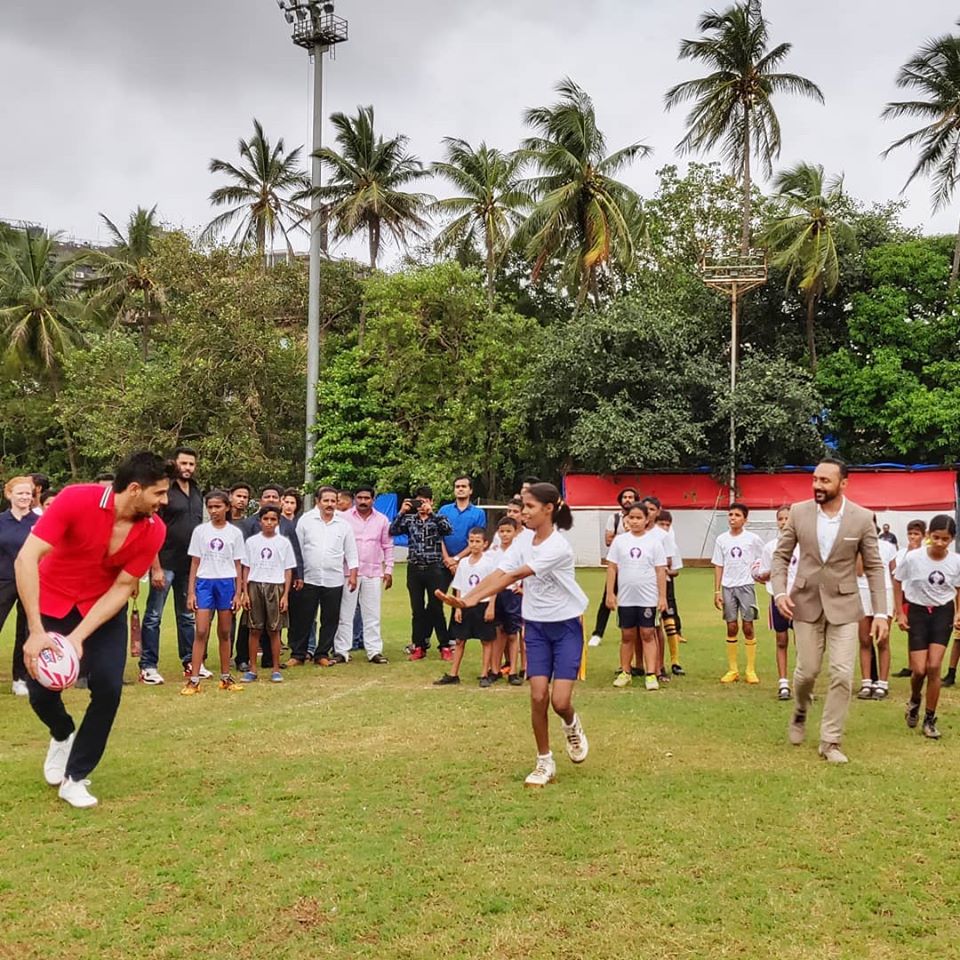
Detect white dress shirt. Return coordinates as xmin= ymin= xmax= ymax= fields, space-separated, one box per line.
xmin=295 ymin=509 xmax=359 ymax=587
xmin=816 ymin=497 xmax=846 ymax=562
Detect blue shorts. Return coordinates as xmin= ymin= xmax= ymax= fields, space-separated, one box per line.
xmin=768 ymin=601 xmax=793 ymax=634
xmin=195 ymin=577 xmax=236 ymax=611
xmin=524 ymin=617 xmax=583 ymax=681
xmin=494 ymin=590 xmax=522 ymax=634
xmin=618 ymin=605 xmax=657 ymax=629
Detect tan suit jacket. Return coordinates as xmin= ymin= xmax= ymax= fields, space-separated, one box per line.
xmin=771 ymin=499 xmax=886 ymax=625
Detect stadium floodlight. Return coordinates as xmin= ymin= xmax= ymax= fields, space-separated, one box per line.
xmin=273 ymin=0 xmax=349 ymax=501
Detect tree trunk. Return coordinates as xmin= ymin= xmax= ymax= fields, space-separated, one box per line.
xmin=806 ymin=288 xmax=819 ymax=373
xmin=740 ymin=114 xmax=752 ymax=256
xmin=485 ymin=229 xmax=495 ymax=308
xmin=368 ymin=218 xmax=380 ymax=269
xmin=951 ymin=209 xmax=960 ymax=287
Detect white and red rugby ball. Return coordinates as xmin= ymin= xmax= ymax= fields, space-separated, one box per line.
xmin=36 ymin=633 xmax=80 ymax=691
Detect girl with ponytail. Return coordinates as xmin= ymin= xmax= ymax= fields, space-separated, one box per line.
xmin=436 ymin=482 xmax=589 ymax=787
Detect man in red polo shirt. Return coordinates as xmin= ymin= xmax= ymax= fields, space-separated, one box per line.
xmin=16 ymin=452 xmax=172 ymax=808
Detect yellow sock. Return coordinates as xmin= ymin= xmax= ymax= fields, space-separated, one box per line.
xmin=745 ymin=641 xmax=757 ymax=674
xmin=726 ymin=641 xmax=739 ymax=673
xmin=667 ymin=634 xmax=679 ymax=666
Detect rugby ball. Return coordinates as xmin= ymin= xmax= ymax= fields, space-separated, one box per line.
xmin=36 ymin=633 xmax=80 ymax=691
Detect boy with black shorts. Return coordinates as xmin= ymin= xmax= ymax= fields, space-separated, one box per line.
xmin=240 ymin=506 xmax=295 ymax=684
xmin=492 ymin=517 xmax=524 ymax=685
xmin=712 ymin=503 xmax=763 ymax=684
xmin=434 ymin=528 xmax=497 ymax=687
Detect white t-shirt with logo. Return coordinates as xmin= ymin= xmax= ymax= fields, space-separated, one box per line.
xmin=188 ymin=521 xmax=245 ymax=580
xmin=894 ymin=548 xmax=960 ymax=606
xmin=243 ymin=533 xmax=297 ymax=585
xmin=712 ymin=530 xmax=764 ymax=588
xmin=451 ymin=551 xmax=498 ymax=601
xmin=857 ymin=538 xmax=898 ymax=591
xmin=498 ymin=528 xmax=588 ymax=623
xmin=644 ymin=524 xmax=678 ymax=569
xmin=757 ymin=537 xmax=799 ymax=597
xmin=606 ymin=531 xmax=667 ymax=607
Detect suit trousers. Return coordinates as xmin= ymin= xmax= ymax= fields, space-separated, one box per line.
xmin=793 ymin=616 xmax=859 ymax=746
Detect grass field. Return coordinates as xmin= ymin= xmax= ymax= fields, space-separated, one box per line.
xmin=2 ymin=565 xmax=960 ymax=960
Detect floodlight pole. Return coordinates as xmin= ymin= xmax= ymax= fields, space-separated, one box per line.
xmin=276 ymin=0 xmax=349 ymax=504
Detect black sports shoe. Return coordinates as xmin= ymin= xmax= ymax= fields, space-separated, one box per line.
xmin=479 ymin=675 xmax=493 ymax=688
xmin=943 ymin=670 xmax=956 ymax=687
xmin=895 ymin=667 xmax=912 ymax=678
xmin=922 ymin=715 xmax=942 ymax=739
xmin=906 ymin=700 xmax=921 ymax=729
xmin=508 ymin=673 xmax=523 ymax=686
xmin=630 ymin=667 xmax=645 ymax=678
xmin=433 ymin=673 xmax=460 ymax=686
xmin=487 ymin=671 xmax=501 ymax=684
xmin=671 ymin=664 xmax=685 ymax=676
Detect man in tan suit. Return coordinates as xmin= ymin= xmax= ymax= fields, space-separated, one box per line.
xmin=771 ymin=459 xmax=888 ymax=763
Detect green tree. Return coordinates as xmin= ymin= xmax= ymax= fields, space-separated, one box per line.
xmin=518 ymin=78 xmax=650 ymax=307
xmin=761 ymin=162 xmax=855 ymax=371
xmin=0 ymin=229 xmax=85 ymax=475
xmin=431 ymin=139 xmax=528 ymax=304
xmin=881 ymin=26 xmax=960 ymax=282
xmin=665 ymin=0 xmax=824 ymax=254
xmin=314 ymin=105 xmax=432 ymax=268
xmin=89 ymin=205 xmax=165 ymax=358
xmin=202 ymin=118 xmax=311 ymax=264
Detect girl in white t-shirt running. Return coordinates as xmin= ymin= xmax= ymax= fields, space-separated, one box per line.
xmin=893 ymin=514 xmax=960 ymax=740
xmin=436 ymin=483 xmax=588 ymax=788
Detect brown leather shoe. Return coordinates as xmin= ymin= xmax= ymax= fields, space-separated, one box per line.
xmin=787 ymin=711 xmax=806 ymax=745
xmin=284 ymin=658 xmax=305 ymax=668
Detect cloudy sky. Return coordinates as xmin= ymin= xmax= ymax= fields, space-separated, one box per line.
xmin=3 ymin=0 xmax=959 ymax=258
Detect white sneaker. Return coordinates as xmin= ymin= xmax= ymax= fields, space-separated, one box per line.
xmin=561 ymin=713 xmax=589 ymax=763
xmin=59 ymin=776 xmax=98 ymax=808
xmin=524 ymin=753 xmax=557 ymax=787
xmin=43 ymin=733 xmax=75 ymax=785
xmin=11 ymin=679 xmax=28 ymax=697
xmin=139 ymin=667 xmax=164 ymax=685
xmin=198 ymin=664 xmax=213 ymax=679
xmin=587 ymin=634 xmax=602 ymax=648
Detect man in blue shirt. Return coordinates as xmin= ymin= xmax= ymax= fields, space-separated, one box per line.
xmin=438 ymin=476 xmax=487 ymax=573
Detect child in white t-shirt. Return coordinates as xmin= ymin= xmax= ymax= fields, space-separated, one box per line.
xmin=712 ymin=503 xmax=763 ymax=684
xmin=893 ymin=514 xmax=960 ymax=739
xmin=855 ymin=518 xmax=898 ymax=701
xmin=240 ymin=506 xmax=296 ymax=684
xmin=489 ymin=516 xmax=524 ymax=686
xmin=182 ymin=490 xmax=246 ymax=695
xmin=436 ymin=483 xmax=589 ymax=788
xmin=434 ymin=527 xmax=498 ymax=687
xmin=605 ymin=504 xmax=667 ymax=691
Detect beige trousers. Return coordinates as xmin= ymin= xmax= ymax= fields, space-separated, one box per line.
xmin=793 ymin=616 xmax=859 ymax=746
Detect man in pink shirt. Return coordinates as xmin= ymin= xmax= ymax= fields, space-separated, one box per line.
xmin=335 ymin=485 xmax=394 ymax=663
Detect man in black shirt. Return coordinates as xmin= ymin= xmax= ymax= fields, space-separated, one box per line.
xmin=389 ymin=486 xmax=453 ymax=661
xmin=139 ymin=447 xmax=203 ymax=684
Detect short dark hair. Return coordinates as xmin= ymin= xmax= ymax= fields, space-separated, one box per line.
xmin=617 ymin=486 xmax=639 ymax=506
xmin=173 ymin=446 xmax=197 ymax=459
xmin=658 ymin=509 xmax=673 ymax=523
xmin=260 ymin=484 xmax=283 ymax=498
xmin=40 ymin=488 xmax=56 ymax=505
xmin=316 ymin=485 xmax=338 ymax=499
xmin=95 ymin=472 xmax=115 ymax=483
xmin=509 ymin=496 xmax=523 ymax=508
xmin=467 ymin=526 xmax=487 ymax=539
xmin=626 ymin=503 xmax=647 ymax=516
xmin=282 ymin=486 xmax=302 ymax=501
xmin=641 ymin=495 xmax=661 ymax=509
xmin=776 ymin=503 xmax=792 ymax=516
xmin=414 ymin=485 xmax=433 ymax=500
xmin=522 ymin=476 xmax=540 ymax=486
xmin=729 ymin=502 xmax=749 ymax=518
xmin=114 ymin=452 xmax=174 ymax=493
xmin=230 ymin=482 xmax=252 ymax=495
xmin=818 ymin=457 xmax=849 ymax=480
xmin=338 ymin=489 xmax=353 ymax=498
xmin=454 ymin=474 xmax=473 ymax=487
xmin=258 ymin=505 xmax=281 ymax=519
xmin=205 ymin=488 xmax=230 ymax=506
xmin=31 ymin=473 xmax=50 ymax=493
xmin=354 ymin=484 xmax=376 ymax=497
xmin=907 ymin=519 xmax=927 ymax=534
xmin=497 ymin=516 xmax=518 ymax=529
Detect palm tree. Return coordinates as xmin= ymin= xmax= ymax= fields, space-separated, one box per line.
xmin=202 ymin=118 xmax=311 ymax=264
xmin=881 ymin=27 xmax=960 ymax=282
xmin=314 ymin=105 xmax=432 ymax=269
xmin=89 ymin=205 xmax=164 ymax=358
xmin=0 ymin=230 xmax=85 ymax=474
xmin=665 ymin=0 xmax=824 ymax=254
xmin=761 ymin=162 xmax=854 ymax=371
xmin=518 ymin=78 xmax=650 ymax=306
xmin=431 ymin=138 xmax=529 ymax=304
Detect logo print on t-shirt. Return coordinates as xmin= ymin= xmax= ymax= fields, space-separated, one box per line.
xmin=929 ymin=570 xmax=947 ymax=586
xmin=260 ymin=547 xmax=273 ymax=560
xmin=468 ymin=574 xmax=480 ymax=587
xmin=730 ymin=546 xmax=743 ymax=559
xmin=209 ymin=538 xmax=224 ymax=552
xmin=629 ymin=547 xmax=642 ymax=559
